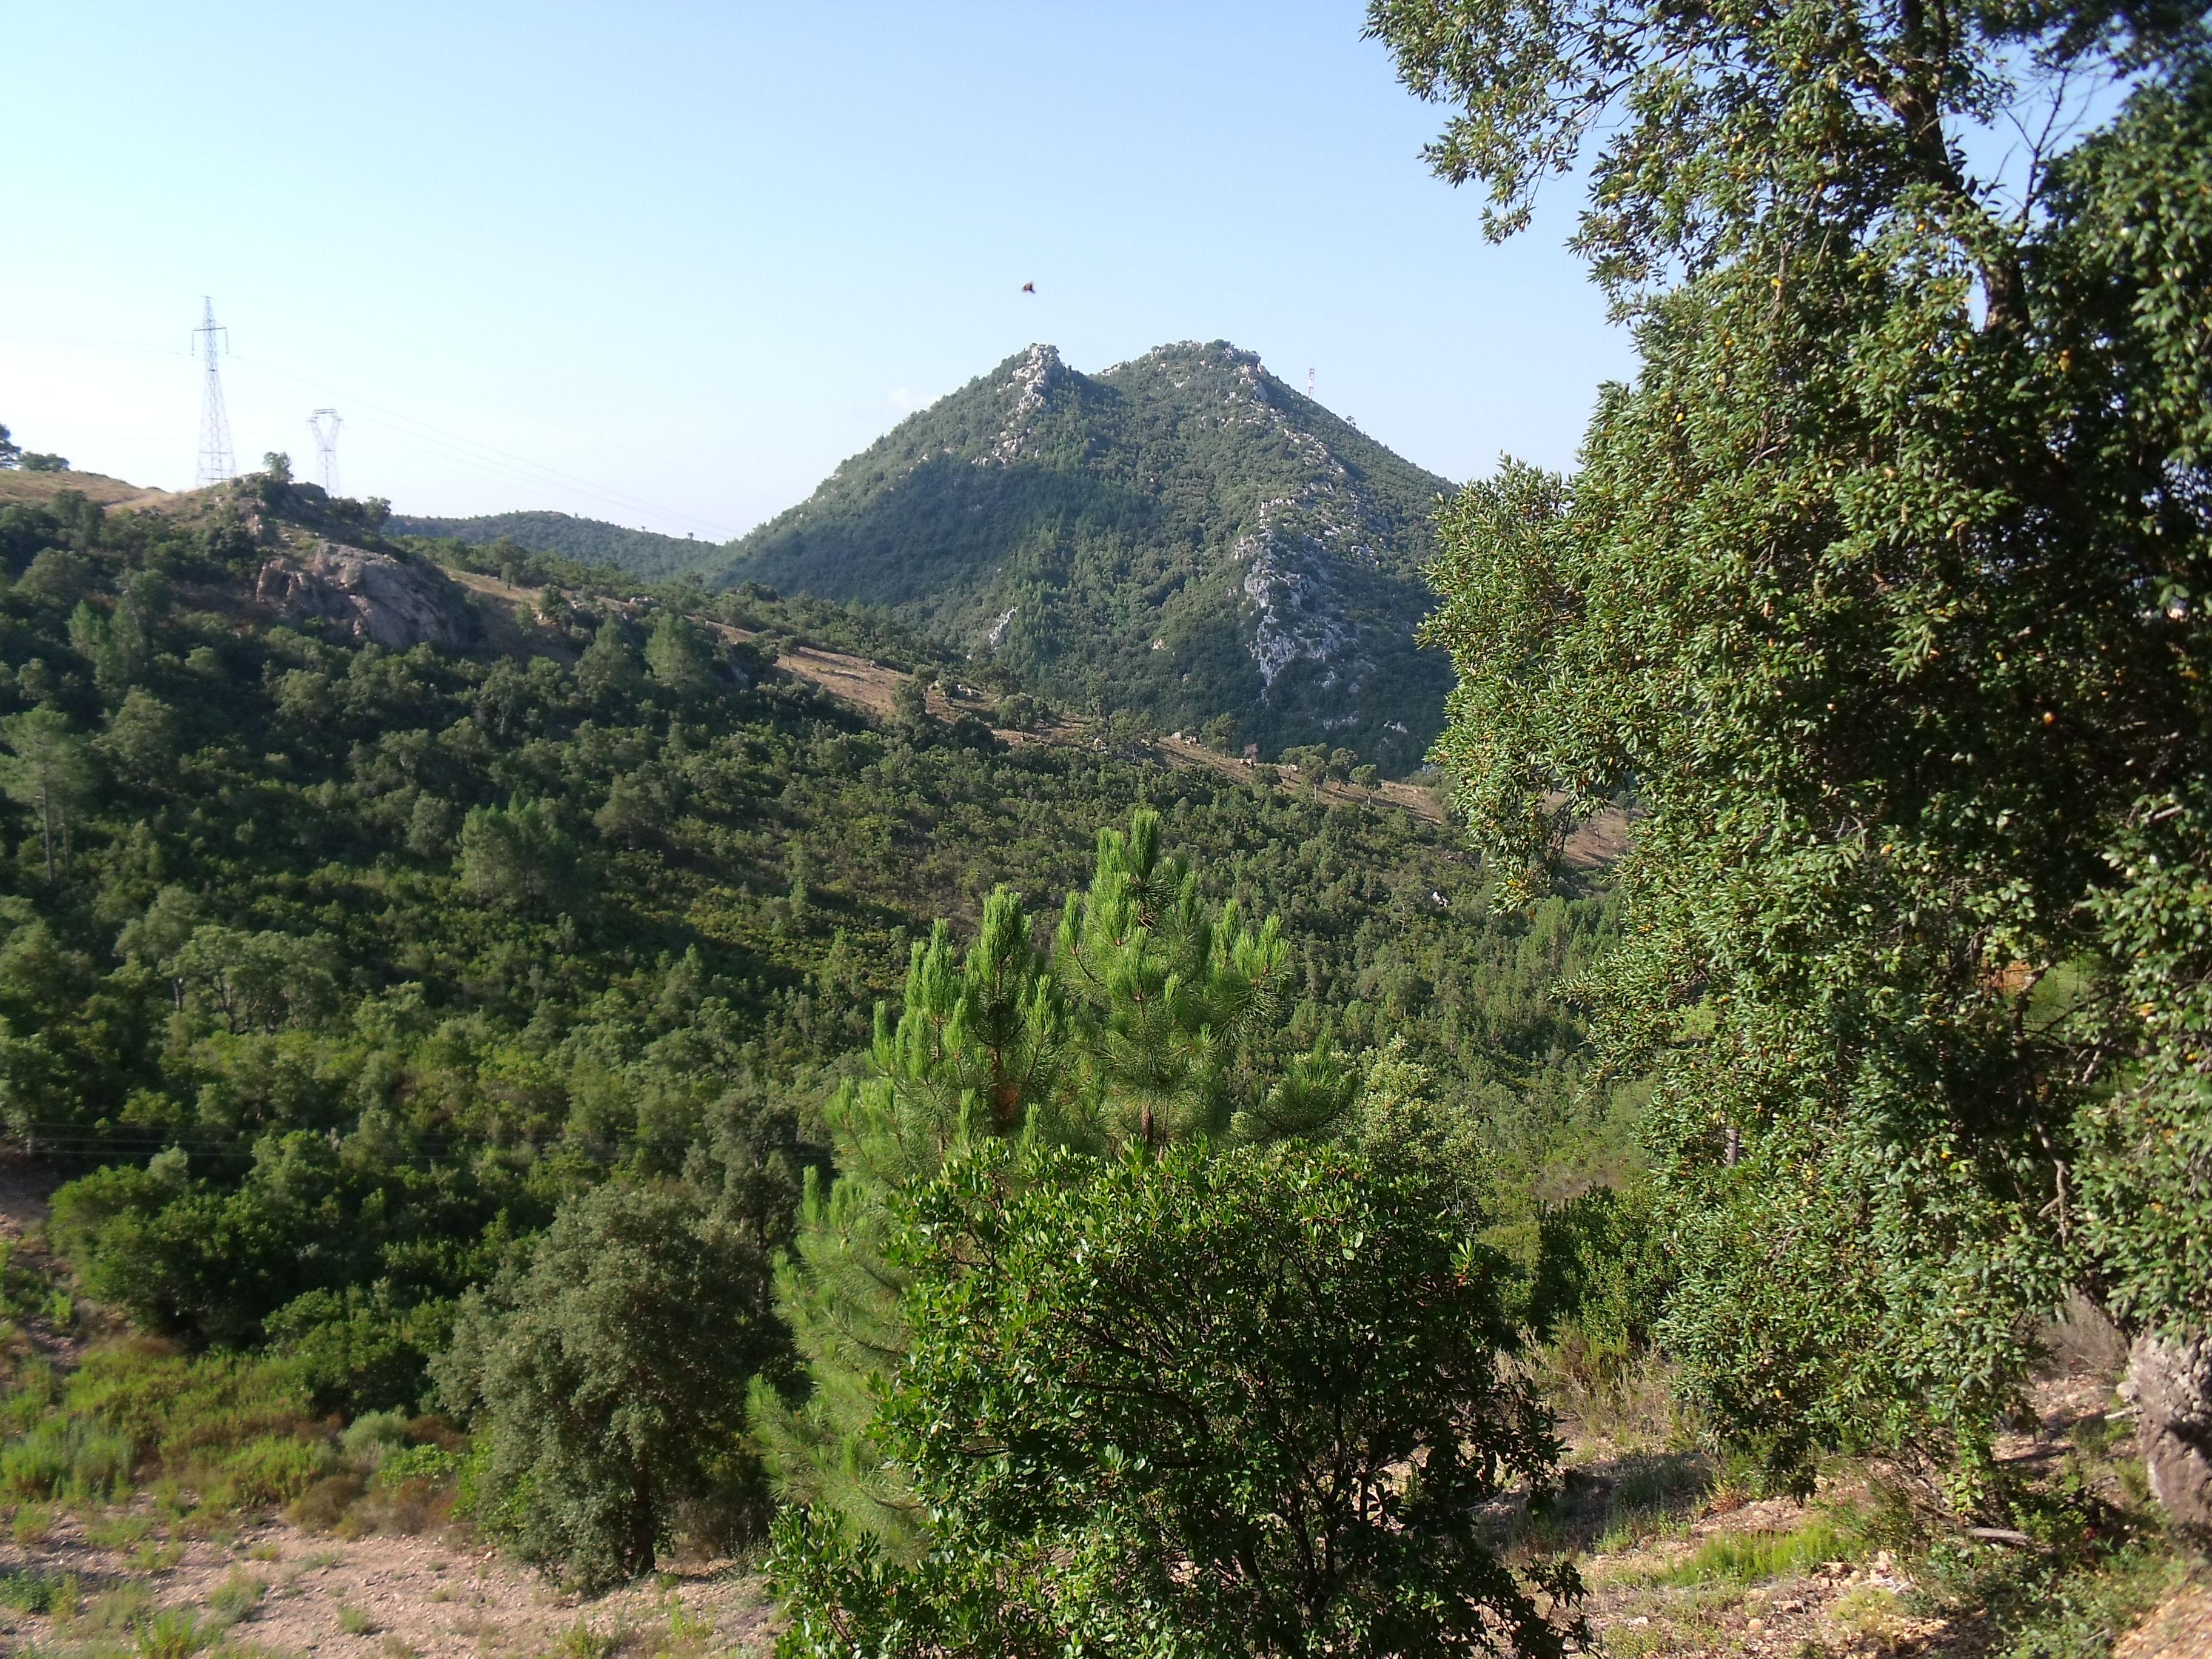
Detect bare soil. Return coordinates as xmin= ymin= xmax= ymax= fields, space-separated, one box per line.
xmin=0 ymin=1508 xmax=775 ymax=1659
xmin=0 ymin=471 xmax=178 ymax=514
xmin=2114 ymin=1587 xmax=2212 ymax=1659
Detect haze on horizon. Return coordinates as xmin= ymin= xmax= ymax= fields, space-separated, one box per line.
xmin=0 ymin=2 xmax=1631 ymax=541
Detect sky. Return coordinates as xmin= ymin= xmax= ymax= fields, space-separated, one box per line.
xmin=0 ymin=2 xmax=1633 ymax=541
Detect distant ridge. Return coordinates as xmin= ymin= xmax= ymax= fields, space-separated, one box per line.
xmin=703 ymin=341 xmax=1457 ymax=769
xmin=389 ymin=510 xmax=721 ymax=584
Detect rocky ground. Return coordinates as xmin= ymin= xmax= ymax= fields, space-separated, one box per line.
xmin=0 ymin=1370 xmax=2198 ymax=1659
xmin=0 ymin=1507 xmax=773 ymax=1659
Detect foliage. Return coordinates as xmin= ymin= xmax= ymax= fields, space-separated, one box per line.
xmin=60 ymin=1342 xmax=319 ymax=1472
xmin=388 ymin=515 xmax=722 ymax=585
xmin=0 ymin=474 xmax=1613 ymax=1413
xmin=2076 ymin=779 xmax=2212 ymax=1336
xmin=1527 ymin=1183 xmax=1673 ymax=1366
xmin=711 ymin=343 xmax=1456 ymax=769
xmin=0 ymin=1338 xmax=334 ymax=1520
xmin=0 ymin=1567 xmax=73 ymax=1614
xmin=1375 ymin=0 xmax=2212 ymax=1499
xmin=1054 ymin=810 xmax=1320 ymax=1146
xmin=0 ymin=471 xmax=1631 ymax=1612
xmin=0 ymin=425 xmax=63 ymax=474
xmin=434 ymin=1175 xmax=795 ymax=1589
xmin=1629 ymin=1518 xmax=1857 ymax=1588
xmin=751 ymin=813 xmax=1368 ymax=1550
xmin=770 ymin=1140 xmax=1581 ymax=1659
xmin=0 ymin=1417 xmax=133 ymax=1502
xmin=0 ymin=706 xmax=93 ymax=883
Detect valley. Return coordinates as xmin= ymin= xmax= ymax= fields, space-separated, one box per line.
xmin=4 ymin=0 xmax=2209 ymax=1643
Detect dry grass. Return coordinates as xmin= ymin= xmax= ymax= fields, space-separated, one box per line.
xmin=0 ymin=1509 xmax=775 ymax=1659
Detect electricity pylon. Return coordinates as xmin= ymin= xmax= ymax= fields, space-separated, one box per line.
xmin=307 ymin=408 xmax=342 ymax=495
xmin=192 ymin=298 xmax=235 ymax=487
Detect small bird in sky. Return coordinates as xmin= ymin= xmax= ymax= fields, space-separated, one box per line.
xmin=1021 ymin=281 xmax=1036 ymax=294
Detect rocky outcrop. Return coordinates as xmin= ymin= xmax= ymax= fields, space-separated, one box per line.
xmin=256 ymin=541 xmax=480 ymax=651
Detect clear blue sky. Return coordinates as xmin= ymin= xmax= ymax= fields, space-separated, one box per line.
xmin=2 ymin=2 xmax=1631 ymax=540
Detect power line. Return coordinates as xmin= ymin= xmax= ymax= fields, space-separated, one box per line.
xmin=307 ymin=407 xmax=343 ymax=494
xmin=7 ymin=1119 xmax=575 ymax=1159
xmin=192 ymin=298 xmax=235 ymax=486
xmin=0 ymin=324 xmax=742 ymax=538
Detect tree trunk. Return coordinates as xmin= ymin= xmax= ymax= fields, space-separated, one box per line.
xmin=2122 ymin=1330 xmax=2212 ymax=1538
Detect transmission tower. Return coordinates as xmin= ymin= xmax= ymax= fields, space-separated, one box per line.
xmin=192 ymin=298 xmax=235 ymax=487
xmin=306 ymin=408 xmax=342 ymax=495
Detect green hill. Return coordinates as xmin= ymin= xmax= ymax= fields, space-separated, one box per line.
xmin=387 ymin=509 xmax=720 ymax=583
xmin=0 ymin=470 xmax=1610 ymax=1413
xmin=705 ymin=341 xmax=1458 ymax=771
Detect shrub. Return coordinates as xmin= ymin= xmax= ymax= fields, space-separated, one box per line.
xmin=374 ymin=1443 xmax=459 ymax=1489
xmin=435 ymin=1182 xmax=789 ymax=1590
xmin=1633 ymin=1518 xmax=1857 ymax=1587
xmin=774 ymin=1141 xmax=1583 ymax=1658
xmin=0 ymin=1568 xmax=73 ymax=1614
xmin=204 ymin=1434 xmax=327 ymax=1508
xmin=1528 ymin=1184 xmax=1672 ymax=1359
xmin=63 ymin=1343 xmax=318 ymax=1472
xmin=287 ymin=1471 xmax=367 ymax=1531
xmin=206 ymin=1572 xmax=266 ymax=1627
xmin=340 ymin=1410 xmax=411 ymax=1464
xmin=135 ymin=1607 xmax=207 ymax=1659
xmin=73 ymin=1580 xmax=155 ymax=1637
xmin=334 ymin=1603 xmax=377 ymax=1637
xmin=0 ymin=1418 xmax=133 ymax=1501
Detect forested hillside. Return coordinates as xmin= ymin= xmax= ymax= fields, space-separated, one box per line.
xmin=0 ymin=466 xmax=1614 ymax=1429
xmin=3 ymin=0 xmax=2207 ymax=1644
xmin=709 ymin=341 xmax=1458 ymax=771
xmin=386 ymin=511 xmax=718 ymax=585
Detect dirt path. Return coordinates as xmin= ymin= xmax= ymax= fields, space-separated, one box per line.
xmin=444 ymin=568 xmax=1558 ymax=859
xmin=0 ymin=1507 xmax=774 ymax=1659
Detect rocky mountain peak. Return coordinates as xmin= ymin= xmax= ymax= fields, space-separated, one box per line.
xmin=707 ymin=341 xmax=1455 ymax=768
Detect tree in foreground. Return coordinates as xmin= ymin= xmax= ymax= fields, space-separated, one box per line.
xmin=749 ymin=809 xmax=1336 ymax=1550
xmin=770 ymin=1141 xmax=1578 ymax=1659
xmin=435 ymin=1181 xmax=793 ymax=1589
xmin=1370 ymin=0 xmax=2211 ymax=1517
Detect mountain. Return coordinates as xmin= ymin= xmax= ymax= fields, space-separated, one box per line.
xmin=387 ymin=509 xmax=720 ymax=583
xmin=705 ymin=341 xmax=1458 ymax=771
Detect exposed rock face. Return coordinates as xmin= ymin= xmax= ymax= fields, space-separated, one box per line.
xmin=256 ymin=542 xmax=480 ymax=651
xmin=2125 ymin=1331 xmax=2212 ymax=1537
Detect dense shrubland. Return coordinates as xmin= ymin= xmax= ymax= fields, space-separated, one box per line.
xmin=0 ymin=472 xmax=1623 ymax=1623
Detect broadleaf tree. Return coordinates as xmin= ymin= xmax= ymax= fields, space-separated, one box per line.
xmin=770 ymin=1140 xmax=1580 ymax=1659
xmin=1369 ymin=0 xmax=2211 ymax=1517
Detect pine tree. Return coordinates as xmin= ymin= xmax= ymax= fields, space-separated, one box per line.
xmin=644 ymin=611 xmax=714 ymax=694
xmin=749 ymin=886 xmax=1064 ymax=1549
xmin=575 ymin=618 xmax=645 ymax=704
xmin=0 ymin=708 xmax=93 ymax=885
xmin=751 ymin=809 xmax=1353 ymax=1550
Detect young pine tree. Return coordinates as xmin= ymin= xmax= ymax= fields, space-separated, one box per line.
xmin=749 ymin=809 xmax=1349 ymax=1552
